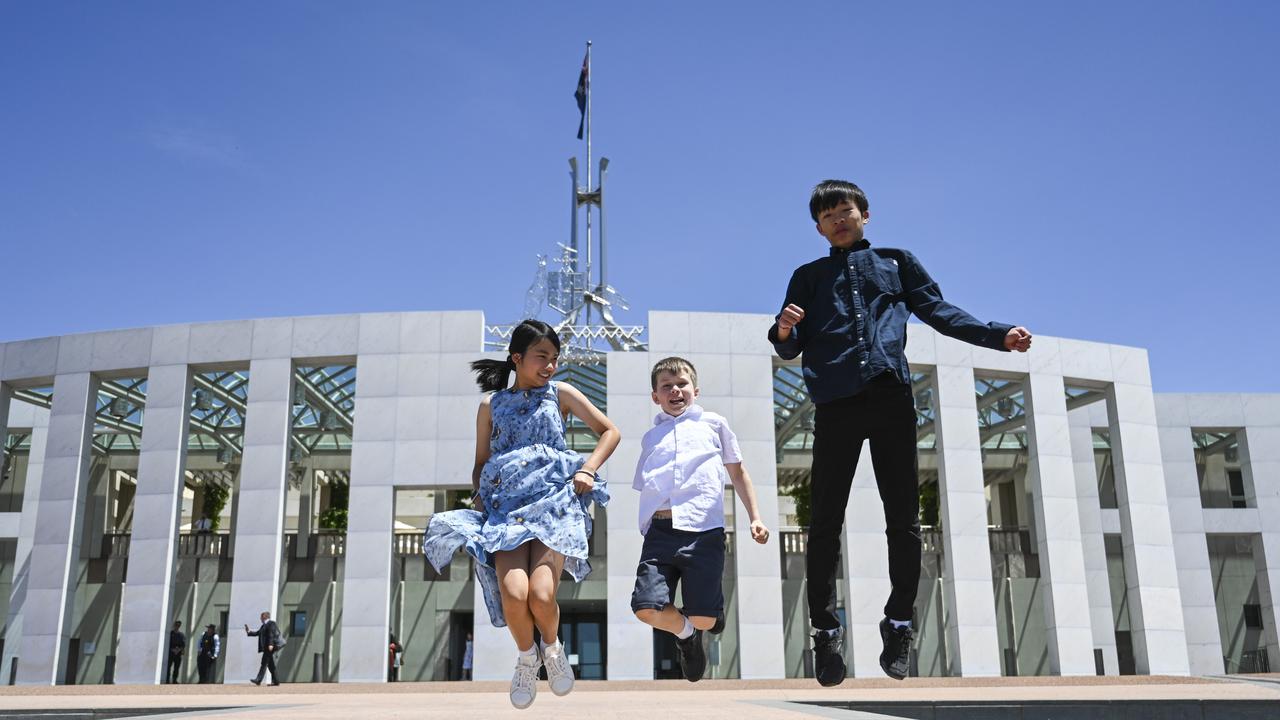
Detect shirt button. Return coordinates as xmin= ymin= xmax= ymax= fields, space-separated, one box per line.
xmin=858 ymin=337 xmax=864 ymax=342
xmin=856 ymin=314 xmax=862 ymax=319
xmin=860 ymin=360 xmax=867 ymax=366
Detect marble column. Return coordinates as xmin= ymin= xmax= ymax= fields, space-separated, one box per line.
xmin=15 ymin=372 xmax=97 ymax=684
xmin=931 ymin=360 xmax=1001 ymax=676
xmin=225 ymin=358 xmax=293 ymax=684
xmin=1240 ymin=416 xmax=1280 ymax=669
xmin=115 ymin=364 xmax=194 ymax=683
xmin=1022 ymin=372 xmax=1096 ymax=674
xmin=602 ymin=350 xmax=655 ymax=680
xmin=1067 ymin=406 xmax=1119 ymax=675
xmin=1152 ymin=395 xmax=1222 ymax=675
xmin=725 ymin=352 xmax=785 ymax=679
xmin=470 ymin=579 xmax=514 ymax=681
xmin=1105 ymin=376 xmax=1190 ymax=675
xmin=338 ymin=313 xmax=454 ymax=682
xmin=1 ymin=412 xmax=49 ymax=682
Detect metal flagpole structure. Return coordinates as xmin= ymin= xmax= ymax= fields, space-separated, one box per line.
xmin=583 ymin=40 xmax=593 ymax=327
xmin=489 ymin=41 xmax=646 ymax=361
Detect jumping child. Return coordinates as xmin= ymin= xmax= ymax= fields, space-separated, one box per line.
xmin=425 ymin=319 xmax=619 ymax=708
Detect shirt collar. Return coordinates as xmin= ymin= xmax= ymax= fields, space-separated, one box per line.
xmin=829 ymin=238 xmax=871 ymax=256
xmin=654 ymin=403 xmax=704 ymax=425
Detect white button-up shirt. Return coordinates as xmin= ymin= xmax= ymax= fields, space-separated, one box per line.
xmin=632 ymin=404 xmax=741 ymax=535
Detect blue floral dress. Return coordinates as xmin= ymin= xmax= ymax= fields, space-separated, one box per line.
xmin=423 ymin=381 xmax=609 ymax=627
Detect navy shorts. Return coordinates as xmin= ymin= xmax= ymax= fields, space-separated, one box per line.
xmin=630 ymin=518 xmax=725 ymax=618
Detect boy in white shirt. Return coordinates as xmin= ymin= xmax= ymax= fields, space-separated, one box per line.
xmin=631 ymin=357 xmax=770 ymax=681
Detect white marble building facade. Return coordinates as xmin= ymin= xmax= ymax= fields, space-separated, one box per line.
xmin=0 ymin=310 xmax=1276 ymax=684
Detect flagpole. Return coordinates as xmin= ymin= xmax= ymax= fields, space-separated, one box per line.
xmin=583 ymin=40 xmax=593 ymax=326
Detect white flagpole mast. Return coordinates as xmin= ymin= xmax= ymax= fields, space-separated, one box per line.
xmin=583 ymin=40 xmax=593 ymax=326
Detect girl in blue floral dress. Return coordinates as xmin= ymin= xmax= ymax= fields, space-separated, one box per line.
xmin=424 ymin=320 xmax=619 ymax=709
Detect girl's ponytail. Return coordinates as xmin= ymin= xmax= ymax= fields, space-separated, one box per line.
xmin=470 ymin=358 xmax=516 ymax=393
xmin=471 ymin=319 xmax=561 ymax=393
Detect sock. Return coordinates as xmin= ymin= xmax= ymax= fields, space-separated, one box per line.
xmin=812 ymin=626 xmax=840 ymax=638
xmin=889 ymin=619 xmax=912 ymax=630
xmin=539 ymin=638 xmax=559 ymax=651
xmin=519 ymin=645 xmax=538 ymax=657
xmin=675 ymin=617 xmax=695 ymax=640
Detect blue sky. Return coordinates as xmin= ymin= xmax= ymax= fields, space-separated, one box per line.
xmin=2 ymin=2 xmax=1277 ymax=392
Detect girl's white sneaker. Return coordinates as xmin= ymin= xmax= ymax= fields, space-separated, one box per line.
xmin=509 ymin=650 xmax=542 ymax=709
xmin=542 ymin=640 xmax=575 ymax=696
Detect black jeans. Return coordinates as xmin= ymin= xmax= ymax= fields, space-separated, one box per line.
xmin=806 ymin=375 xmax=922 ymax=629
xmin=166 ymin=653 xmax=182 ymax=683
xmin=254 ymin=650 xmax=278 ymax=684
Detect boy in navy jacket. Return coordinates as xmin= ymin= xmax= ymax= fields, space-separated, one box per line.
xmin=770 ymin=180 xmax=1031 ymax=684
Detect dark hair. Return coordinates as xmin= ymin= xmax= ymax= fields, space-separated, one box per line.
xmin=650 ymin=356 xmax=698 ymax=391
xmin=809 ymin=179 xmax=869 ymax=222
xmin=471 ymin=319 xmax=562 ymax=392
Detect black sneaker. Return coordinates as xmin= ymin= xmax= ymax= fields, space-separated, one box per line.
xmin=249 ymin=678 xmax=262 ymax=686
xmin=709 ymin=611 xmax=726 ymax=635
xmin=879 ymin=618 xmax=914 ymax=680
xmin=812 ymin=627 xmax=846 ymax=687
xmin=676 ymin=629 xmax=707 ymax=682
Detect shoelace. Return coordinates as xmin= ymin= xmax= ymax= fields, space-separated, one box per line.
xmin=544 ymin=646 xmax=569 ymax=672
xmin=894 ymin=629 xmax=914 ymax=650
xmin=814 ymin=630 xmax=839 ymax=645
xmin=512 ymin=657 xmax=539 ymax=693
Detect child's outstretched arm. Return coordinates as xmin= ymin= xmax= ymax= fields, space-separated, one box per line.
xmin=726 ymin=463 xmax=770 ymax=544
xmin=558 ymin=383 xmax=621 ymax=494
xmin=898 ymin=250 xmax=1032 ymax=353
xmin=471 ymin=395 xmax=493 ymax=512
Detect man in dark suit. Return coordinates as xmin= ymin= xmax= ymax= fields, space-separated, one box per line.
xmin=245 ymin=611 xmax=285 ymax=686
xmin=166 ymin=620 xmax=185 ymax=683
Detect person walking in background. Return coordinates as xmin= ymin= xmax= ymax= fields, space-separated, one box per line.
xmin=196 ymin=623 xmax=220 ymax=684
xmin=166 ymin=620 xmax=185 ymax=683
xmin=245 ymin=611 xmax=285 ymax=686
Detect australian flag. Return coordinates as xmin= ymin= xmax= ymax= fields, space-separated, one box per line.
xmin=575 ymin=50 xmax=588 ymax=139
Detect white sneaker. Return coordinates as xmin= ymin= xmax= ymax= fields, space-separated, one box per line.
xmin=542 ymin=640 xmax=575 ymax=696
xmin=509 ymin=650 xmax=541 ymax=709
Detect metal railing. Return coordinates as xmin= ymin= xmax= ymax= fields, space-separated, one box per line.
xmin=1229 ymin=650 xmax=1271 ymax=674
xmin=312 ymin=531 xmax=346 ymax=557
xmin=781 ymin=530 xmax=807 ymax=555
xmin=393 ymin=532 xmax=424 ymax=556
xmin=988 ymin=526 xmax=1040 ymax=579
xmin=178 ymin=532 xmax=229 ymax=558
xmin=777 ymin=528 xmax=947 ymax=557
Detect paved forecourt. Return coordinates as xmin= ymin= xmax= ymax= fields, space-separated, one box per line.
xmin=1 ymin=676 xmax=1278 ymax=719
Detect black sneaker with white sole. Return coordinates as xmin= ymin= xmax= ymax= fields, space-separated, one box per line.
xmin=879 ymin=617 xmax=913 ymax=680
xmin=676 ymin=629 xmax=707 ymax=682
xmin=811 ymin=627 xmax=846 ymax=687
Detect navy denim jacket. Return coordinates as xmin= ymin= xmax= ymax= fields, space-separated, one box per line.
xmin=768 ymin=240 xmax=1013 ymax=405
